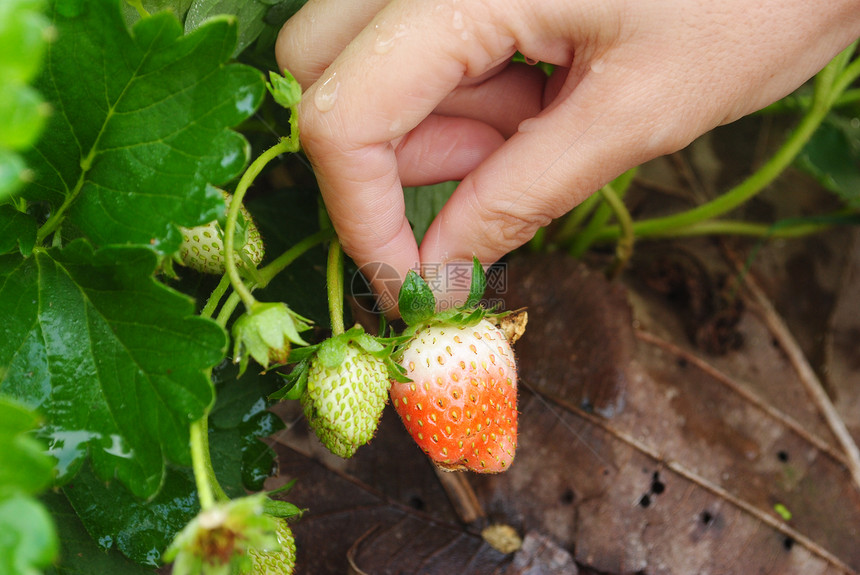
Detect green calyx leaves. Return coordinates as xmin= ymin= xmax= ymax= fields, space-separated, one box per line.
xmin=271 ymin=324 xmax=407 ymax=401
xmin=267 ymin=69 xmax=302 ymax=110
xmin=232 ymin=301 xmax=312 ymax=375
xmin=165 ymin=493 xmax=280 ymax=575
xmin=398 ymin=256 xmax=489 ymax=328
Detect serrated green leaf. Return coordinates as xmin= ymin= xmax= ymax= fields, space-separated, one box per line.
xmin=398 ymin=269 xmax=435 ymax=326
xmin=55 ymin=361 xmax=282 ymax=569
xmin=796 ymin=113 xmax=860 ymax=207
xmin=185 ymin=0 xmax=268 ymax=57
xmin=209 ymin=361 xmax=283 ymax=493
xmin=0 ymin=240 xmax=226 ymax=498
xmin=0 ymin=206 xmax=37 ymax=256
xmin=62 ymin=463 xmax=199 ymax=567
xmin=22 ymin=0 xmax=265 ymax=253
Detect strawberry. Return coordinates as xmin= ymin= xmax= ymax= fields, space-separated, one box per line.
xmin=390 ymin=317 xmax=518 ymax=473
xmin=301 ymin=342 xmax=390 ymax=458
xmin=178 ymin=189 xmax=264 ymax=274
xmin=246 ymin=517 xmax=297 ymax=575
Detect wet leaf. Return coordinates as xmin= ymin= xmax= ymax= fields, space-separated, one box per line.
xmin=22 ymin=0 xmax=265 ymax=253
xmin=0 ymin=240 xmax=226 ymax=499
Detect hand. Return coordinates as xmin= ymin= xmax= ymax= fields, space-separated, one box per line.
xmin=276 ymin=0 xmax=859 ymax=307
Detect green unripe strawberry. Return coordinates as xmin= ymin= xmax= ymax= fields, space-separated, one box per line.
xmin=178 ymin=190 xmax=263 ymax=274
xmin=246 ymin=517 xmax=297 ymax=575
xmin=302 ymin=343 xmax=390 ymax=459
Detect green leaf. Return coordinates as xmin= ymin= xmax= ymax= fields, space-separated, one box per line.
xmin=185 ymin=0 xmax=268 ymax=57
xmin=62 ymin=463 xmax=199 ymax=567
xmin=209 ymin=361 xmax=284 ymax=494
xmin=41 ymin=491 xmax=153 ymax=575
xmin=463 ymin=256 xmax=486 ymax=309
xmin=0 ymin=494 xmax=59 ymax=575
xmin=22 ymin=0 xmax=266 ymax=253
xmin=796 ymin=113 xmax=860 ymax=207
xmin=0 ymin=240 xmax=226 ymax=498
xmin=398 ymin=269 xmax=435 ymax=326
xmin=0 ymin=205 xmax=37 ymax=256
xmin=56 ymin=361 xmax=281 ymax=568
xmin=403 ymin=181 xmax=457 ymax=243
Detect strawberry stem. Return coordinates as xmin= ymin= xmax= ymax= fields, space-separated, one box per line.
xmin=326 ymin=235 xmax=345 ymax=335
xmin=224 ymin=137 xmax=296 ymax=311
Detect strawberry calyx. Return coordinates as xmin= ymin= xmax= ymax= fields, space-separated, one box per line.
xmin=271 ymin=324 xmax=407 ymax=401
xmin=397 ymin=257 xmax=509 ymax=341
xmin=232 ymin=301 xmax=312 ymax=376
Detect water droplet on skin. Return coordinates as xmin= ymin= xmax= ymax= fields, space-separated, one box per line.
xmin=590 ymin=58 xmax=606 ymax=73
xmin=389 ymin=118 xmax=403 ymax=132
xmin=524 ymin=56 xmax=539 ymax=66
xmin=452 ymin=10 xmax=464 ymax=30
xmin=374 ymin=21 xmax=407 ymax=54
xmin=314 ymin=71 xmax=340 ymax=112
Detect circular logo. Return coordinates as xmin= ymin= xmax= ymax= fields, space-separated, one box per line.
xmin=350 ymin=261 xmax=401 ymax=314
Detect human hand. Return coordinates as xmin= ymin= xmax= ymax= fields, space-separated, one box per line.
xmin=276 ymin=0 xmax=859 ymax=309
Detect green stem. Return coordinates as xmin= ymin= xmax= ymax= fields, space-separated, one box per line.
xmin=594 ymin=46 xmax=856 ymax=243
xmin=200 ymin=275 xmax=231 ymax=319
xmin=554 ymin=190 xmax=603 ymax=245
xmin=592 ymin=217 xmax=839 ymax=242
xmin=567 ymin=168 xmax=637 ymax=257
xmin=224 ymin=138 xmax=296 ymax=310
xmin=326 ymin=235 xmax=345 ymax=335
xmin=190 ymin=418 xmax=215 ymax=509
xmin=598 ymin=183 xmax=635 ymax=279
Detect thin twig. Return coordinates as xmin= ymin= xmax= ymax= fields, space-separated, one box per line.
xmin=727 ymin=254 xmax=860 ymax=494
xmin=635 ymin=330 xmax=848 ymax=467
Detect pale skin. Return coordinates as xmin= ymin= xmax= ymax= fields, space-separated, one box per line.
xmin=276 ymin=0 xmax=860 ymax=306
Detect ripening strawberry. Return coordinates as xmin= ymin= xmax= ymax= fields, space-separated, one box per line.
xmin=390 ymin=318 xmax=518 ymax=473
xmin=302 ymin=343 xmax=390 ymax=459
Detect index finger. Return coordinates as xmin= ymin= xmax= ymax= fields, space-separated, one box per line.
xmin=295 ymin=0 xmax=517 ymax=301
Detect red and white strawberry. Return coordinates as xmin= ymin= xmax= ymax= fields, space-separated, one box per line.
xmin=389 ymin=262 xmax=520 ymax=473
xmin=391 ymin=318 xmax=517 ymax=473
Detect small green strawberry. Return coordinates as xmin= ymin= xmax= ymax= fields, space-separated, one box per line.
xmin=389 ymin=259 xmax=522 ymax=473
xmin=302 ymin=343 xmax=388 ymax=458
xmin=272 ymin=325 xmax=403 ymax=459
xmin=178 ymin=189 xmax=264 ymax=274
xmin=246 ymin=517 xmax=297 ymax=575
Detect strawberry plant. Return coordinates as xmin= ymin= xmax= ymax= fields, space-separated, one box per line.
xmin=1 ymin=0 xmax=858 ymax=572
